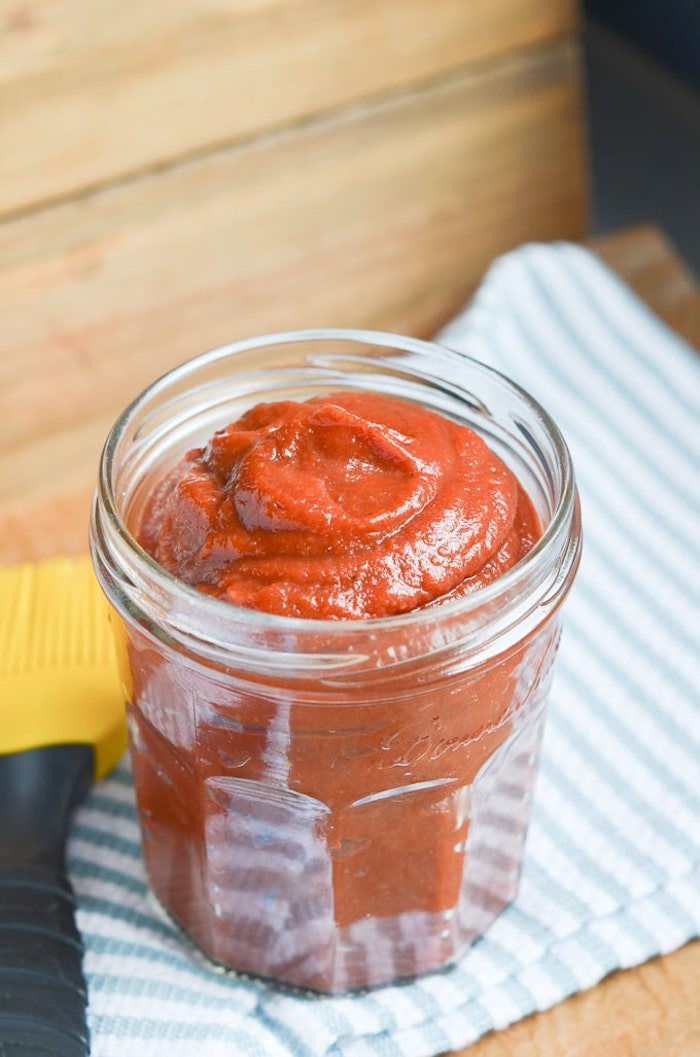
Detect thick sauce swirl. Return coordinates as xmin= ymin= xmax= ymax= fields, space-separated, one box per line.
xmin=139 ymin=391 xmax=539 ymax=617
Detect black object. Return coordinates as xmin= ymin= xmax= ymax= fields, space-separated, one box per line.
xmin=0 ymin=744 xmax=94 ymax=1056
xmin=585 ymin=0 xmax=700 ymax=93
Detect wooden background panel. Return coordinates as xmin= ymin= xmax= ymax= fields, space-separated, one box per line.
xmin=0 ymin=0 xmax=578 ymax=217
xmin=0 ymin=39 xmax=586 ymax=555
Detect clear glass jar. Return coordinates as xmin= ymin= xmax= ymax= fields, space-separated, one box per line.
xmin=90 ymin=328 xmax=581 ymax=993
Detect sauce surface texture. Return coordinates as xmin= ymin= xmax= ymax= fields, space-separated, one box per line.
xmin=139 ymin=391 xmax=539 ymax=617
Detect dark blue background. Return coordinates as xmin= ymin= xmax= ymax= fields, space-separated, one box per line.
xmin=583 ymin=2 xmax=700 ymax=273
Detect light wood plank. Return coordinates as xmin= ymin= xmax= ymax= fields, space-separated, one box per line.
xmin=0 ymin=0 xmax=578 ymax=216
xmin=0 ymin=39 xmax=586 ymax=561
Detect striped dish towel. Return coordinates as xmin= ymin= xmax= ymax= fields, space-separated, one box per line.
xmin=69 ymin=242 xmax=700 ymax=1057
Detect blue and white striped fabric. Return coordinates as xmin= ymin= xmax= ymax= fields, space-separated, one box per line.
xmin=69 ymin=243 xmax=700 ymax=1056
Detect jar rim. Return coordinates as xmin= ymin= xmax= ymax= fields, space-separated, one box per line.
xmin=92 ymin=328 xmax=581 ymax=660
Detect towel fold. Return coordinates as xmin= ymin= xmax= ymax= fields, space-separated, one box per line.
xmin=71 ymin=242 xmax=700 ymax=1057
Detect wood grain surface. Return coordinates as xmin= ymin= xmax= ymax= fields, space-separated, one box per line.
xmin=0 ymin=38 xmax=586 ymax=563
xmin=0 ymin=0 xmax=577 ymax=217
xmin=0 ymin=224 xmax=698 ymax=1052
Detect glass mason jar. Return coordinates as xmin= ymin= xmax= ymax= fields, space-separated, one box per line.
xmin=90 ymin=328 xmax=581 ymax=994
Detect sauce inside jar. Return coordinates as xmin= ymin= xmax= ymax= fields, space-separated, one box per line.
xmin=139 ymin=391 xmax=540 ymax=619
xmin=124 ymin=390 xmax=553 ymax=992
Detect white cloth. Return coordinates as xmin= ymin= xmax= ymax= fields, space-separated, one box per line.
xmin=70 ymin=242 xmax=700 ymax=1056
